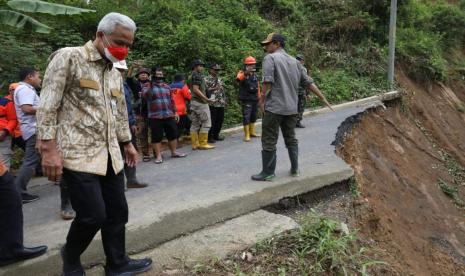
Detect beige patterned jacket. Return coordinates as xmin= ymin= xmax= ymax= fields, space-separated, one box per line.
xmin=37 ymin=41 xmax=131 ymax=176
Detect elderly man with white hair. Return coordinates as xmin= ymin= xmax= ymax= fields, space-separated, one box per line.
xmin=37 ymin=12 xmax=152 ymax=276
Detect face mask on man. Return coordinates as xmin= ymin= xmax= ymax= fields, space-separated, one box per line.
xmin=153 ymin=76 xmax=164 ymax=83
xmin=103 ymin=34 xmax=128 ymax=62
xmin=245 ymin=65 xmax=256 ymax=72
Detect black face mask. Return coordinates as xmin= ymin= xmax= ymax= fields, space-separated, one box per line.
xmin=154 ymin=76 xmax=165 ymax=83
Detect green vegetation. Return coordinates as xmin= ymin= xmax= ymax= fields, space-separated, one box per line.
xmin=438 ymin=178 xmax=465 ymax=209
xmin=437 ymin=151 xmax=465 ymax=210
xmin=1 ymin=0 xmax=464 ymax=126
xmin=0 ymin=0 xmax=94 ymax=33
xmin=456 ymin=103 xmax=465 ymax=113
xmin=396 ymin=0 xmax=465 ymax=81
xmin=348 ymin=176 xmax=360 ymax=197
xmin=413 ymin=117 xmax=465 ymax=211
xmin=189 ymin=211 xmax=385 ymax=275
xmin=442 ymin=151 xmax=465 ymax=185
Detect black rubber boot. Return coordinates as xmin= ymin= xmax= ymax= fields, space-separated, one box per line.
xmin=296 ymin=121 xmax=305 ymax=128
xmin=288 ymin=145 xmax=299 ymax=177
xmin=207 ymin=133 xmax=216 ymax=144
xmin=251 ymin=150 xmax=276 ymax=181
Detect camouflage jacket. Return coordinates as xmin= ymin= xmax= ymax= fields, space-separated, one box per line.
xmin=37 ymin=41 xmax=131 ymax=176
xmin=205 ymin=75 xmax=227 ymax=108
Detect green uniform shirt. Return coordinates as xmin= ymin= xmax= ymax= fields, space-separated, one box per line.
xmin=188 ymin=71 xmax=207 ymax=104
xmin=298 ymin=67 xmax=309 ymax=96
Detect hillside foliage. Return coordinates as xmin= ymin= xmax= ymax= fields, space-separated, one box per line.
xmin=1 ymin=0 xmax=464 ymax=126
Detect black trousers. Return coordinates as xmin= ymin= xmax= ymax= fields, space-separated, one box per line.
xmin=209 ymin=106 xmax=225 ymax=139
xmin=0 ymin=172 xmax=23 ymax=259
xmin=177 ymin=115 xmax=191 ymax=138
xmin=63 ymin=157 xmax=128 ymax=268
xmin=241 ymin=101 xmax=258 ymax=125
xmin=122 ymin=128 xmax=138 ymax=185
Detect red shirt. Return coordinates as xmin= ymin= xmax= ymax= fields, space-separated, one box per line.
xmin=0 ymin=95 xmax=18 ymax=136
xmin=170 ymin=82 xmax=192 ymax=116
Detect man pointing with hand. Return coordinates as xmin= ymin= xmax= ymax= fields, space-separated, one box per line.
xmin=252 ymin=33 xmax=333 ymax=181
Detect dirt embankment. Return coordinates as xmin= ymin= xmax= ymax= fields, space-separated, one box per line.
xmin=337 ymin=71 xmax=465 ymax=276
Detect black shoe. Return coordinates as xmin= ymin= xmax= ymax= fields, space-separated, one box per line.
xmin=295 ymin=122 xmax=305 ymax=128
xmin=105 ymin=258 xmax=153 ymax=276
xmin=214 ymin=136 xmax=225 ymax=141
xmin=22 ymin=193 xmax=39 ymax=204
xmin=208 ymin=138 xmax=216 ymax=144
xmin=0 ymin=246 xmax=47 ymax=267
xmin=127 ymin=182 xmax=148 ymax=189
xmin=61 ymin=247 xmax=85 ymax=276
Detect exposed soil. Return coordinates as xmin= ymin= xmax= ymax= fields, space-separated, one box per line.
xmin=147 ymin=71 xmax=465 ymax=276
xmin=337 ymin=71 xmax=465 ymax=276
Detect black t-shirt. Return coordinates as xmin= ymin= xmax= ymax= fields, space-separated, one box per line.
xmin=238 ymin=74 xmax=259 ymax=102
xmin=126 ymin=77 xmax=149 ymax=117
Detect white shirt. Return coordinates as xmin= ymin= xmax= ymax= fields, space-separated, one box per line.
xmin=14 ymin=82 xmax=40 ymax=140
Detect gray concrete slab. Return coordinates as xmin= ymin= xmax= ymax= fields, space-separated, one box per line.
xmin=87 ymin=210 xmax=298 ymax=275
xmin=0 ymin=94 xmax=398 ymax=276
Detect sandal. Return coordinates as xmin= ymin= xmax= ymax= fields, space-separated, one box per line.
xmin=154 ymin=158 xmax=163 ymax=164
xmin=142 ymin=156 xmax=151 ymax=162
xmin=172 ymin=153 xmax=187 ymax=158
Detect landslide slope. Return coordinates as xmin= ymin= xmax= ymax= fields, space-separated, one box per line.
xmin=338 ymin=71 xmax=465 ymax=276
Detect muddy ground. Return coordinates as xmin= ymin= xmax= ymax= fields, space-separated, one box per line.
xmin=253 ymin=72 xmax=465 ymax=275
xmin=155 ymin=72 xmax=465 ymax=275
xmin=336 ymin=71 xmax=465 ymax=276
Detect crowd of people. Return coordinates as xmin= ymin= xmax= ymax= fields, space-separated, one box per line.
xmin=0 ymin=11 xmax=332 ymax=276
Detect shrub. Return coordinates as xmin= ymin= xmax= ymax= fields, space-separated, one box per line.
xmin=397 ymin=28 xmax=447 ymax=81
xmin=430 ymin=3 xmax=465 ymax=49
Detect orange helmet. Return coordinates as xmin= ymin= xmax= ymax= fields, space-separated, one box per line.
xmin=244 ymin=56 xmax=256 ymax=65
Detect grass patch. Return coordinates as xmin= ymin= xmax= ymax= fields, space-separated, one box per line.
xmin=441 ymin=151 xmax=465 ymax=186
xmin=456 ymin=103 xmax=465 ymax=113
xmin=414 ymin=119 xmax=465 ymax=210
xmin=399 ymin=95 xmax=410 ymax=115
xmin=348 ymin=176 xmax=360 ymax=197
xmin=438 ymin=179 xmax=465 ymax=209
xmin=437 ymin=151 xmax=465 ymax=210
xmin=189 ymin=211 xmax=386 ymax=275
